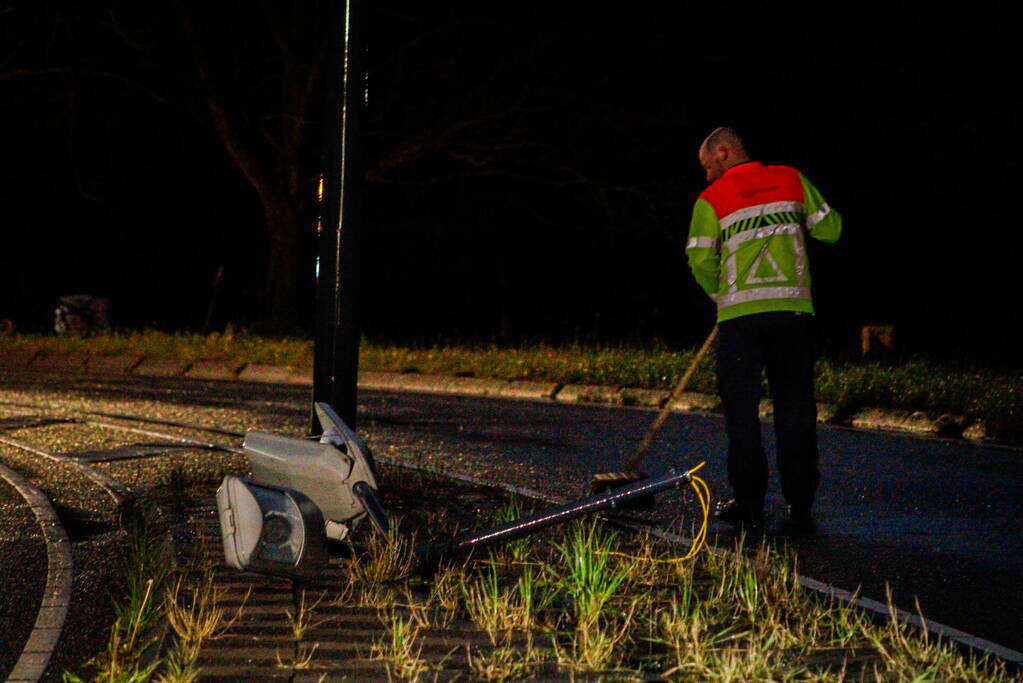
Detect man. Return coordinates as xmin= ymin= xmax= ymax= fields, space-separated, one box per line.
xmin=686 ymin=127 xmax=841 ymax=532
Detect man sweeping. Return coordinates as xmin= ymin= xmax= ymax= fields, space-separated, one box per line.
xmin=686 ymin=127 xmax=842 ymax=532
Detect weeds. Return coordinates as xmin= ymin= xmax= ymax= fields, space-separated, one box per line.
xmin=845 ymin=586 xmax=1017 ymax=681
xmin=488 ymin=496 xmax=533 ymax=565
xmin=57 ymin=458 xmax=1021 ymax=681
xmin=554 ymin=596 xmax=639 ymax=673
xmin=75 ymin=578 xmax=163 ymax=683
xmin=463 ymin=562 xmax=510 ymax=643
xmin=555 ymin=519 xmax=629 ymax=628
xmin=462 ymin=561 xmax=552 ymax=646
xmin=371 ymin=612 xmax=430 ymax=681
xmin=276 ymin=641 xmax=319 ymax=671
xmin=549 ymin=520 xmax=641 ymax=673
xmin=467 ymin=644 xmax=544 ymax=682
xmin=165 ymin=569 xmax=248 ymax=647
xmin=347 ymin=519 xmax=416 ymax=606
xmin=427 ymin=561 xmax=467 ymax=613
xmin=514 ymin=564 xmax=555 ymax=630
xmin=153 ymin=645 xmax=201 ymax=683
xmin=161 ymin=562 xmax=249 ymax=681
xmin=285 ymin=590 xmax=326 ymax=642
xmin=274 ymin=589 xmax=326 ymax=671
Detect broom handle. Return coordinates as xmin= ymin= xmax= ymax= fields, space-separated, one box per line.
xmin=624 ymin=325 xmax=718 ymax=472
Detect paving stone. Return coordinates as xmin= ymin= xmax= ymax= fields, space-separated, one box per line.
xmin=963 ymin=421 xmax=989 ymax=441
xmin=443 ymin=376 xmax=509 ymax=396
xmin=555 ymin=383 xmax=623 ymax=404
xmin=667 ymin=391 xmax=720 ymax=412
xmin=357 ymin=370 xmax=405 ymax=390
xmin=186 ymin=360 xmax=243 ymax=380
xmin=621 ymin=387 xmax=670 ymax=407
xmin=850 ymin=407 xmax=938 ymax=435
xmin=241 ymin=366 xmax=315 ymax=385
xmin=86 ymin=355 xmax=141 ymax=374
xmin=29 ymin=607 xmax=66 ymax=630
xmin=28 ymin=354 xmax=87 ymax=373
xmin=380 ymin=372 xmax=456 ymax=394
xmin=133 ymin=358 xmax=190 ymax=377
xmin=497 ymin=380 xmax=560 ymax=400
xmin=0 ymin=353 xmax=33 ymax=370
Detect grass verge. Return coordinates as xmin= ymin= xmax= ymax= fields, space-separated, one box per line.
xmin=345 ymin=492 xmax=1022 ymax=682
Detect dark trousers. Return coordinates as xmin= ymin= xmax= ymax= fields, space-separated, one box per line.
xmin=716 ymin=311 xmax=819 ymax=513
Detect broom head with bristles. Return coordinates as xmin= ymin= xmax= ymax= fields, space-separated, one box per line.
xmin=589 ymin=469 xmax=654 ymax=508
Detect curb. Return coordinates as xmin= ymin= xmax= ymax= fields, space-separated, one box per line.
xmin=0 ymin=461 xmax=73 ymax=683
xmin=0 ymin=351 xmax=1007 ymax=447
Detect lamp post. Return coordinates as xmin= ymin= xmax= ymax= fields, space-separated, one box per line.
xmin=313 ymin=0 xmax=366 ymax=431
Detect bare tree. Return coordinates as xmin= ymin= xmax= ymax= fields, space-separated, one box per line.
xmin=175 ymin=2 xmax=329 ymax=332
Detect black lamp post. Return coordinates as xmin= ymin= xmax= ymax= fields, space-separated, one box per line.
xmin=313 ymin=0 xmax=366 ymax=431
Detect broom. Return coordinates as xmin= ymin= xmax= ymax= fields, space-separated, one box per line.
xmin=590 ymin=325 xmax=718 ymax=499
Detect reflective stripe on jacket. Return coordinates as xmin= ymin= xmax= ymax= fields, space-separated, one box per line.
xmin=686 ymin=161 xmax=841 ymax=322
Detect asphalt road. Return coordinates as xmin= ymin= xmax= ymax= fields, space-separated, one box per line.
xmin=2 ymin=371 xmax=1020 ymax=660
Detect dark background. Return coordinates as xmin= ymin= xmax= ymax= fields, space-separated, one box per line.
xmin=1 ymin=3 xmax=1019 ymax=366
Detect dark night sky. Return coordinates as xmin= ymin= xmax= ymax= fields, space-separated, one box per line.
xmin=0 ymin=3 xmax=1020 ymax=364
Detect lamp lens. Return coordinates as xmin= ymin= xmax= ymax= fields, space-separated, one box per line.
xmin=249 ymin=485 xmax=305 ymax=565
xmin=262 ymin=513 xmax=292 ymax=545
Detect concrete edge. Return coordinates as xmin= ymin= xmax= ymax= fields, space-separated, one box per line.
xmin=0 ymin=352 xmax=1013 ymax=448
xmin=184 ymin=360 xmax=245 ymax=380
xmin=0 ymin=460 xmax=73 ymax=682
xmin=797 ymin=575 xmax=1023 ymax=666
xmin=374 ymin=455 xmax=1023 ymax=668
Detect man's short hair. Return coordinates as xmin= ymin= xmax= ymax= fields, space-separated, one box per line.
xmin=701 ymin=126 xmax=747 ymax=156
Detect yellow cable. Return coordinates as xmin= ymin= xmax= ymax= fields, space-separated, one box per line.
xmin=601 ymin=462 xmax=711 ymax=564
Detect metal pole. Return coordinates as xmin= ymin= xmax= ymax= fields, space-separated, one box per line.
xmin=418 ymin=467 xmax=698 ymax=565
xmin=353 ymin=481 xmax=390 ymax=537
xmin=313 ymin=0 xmax=366 ymax=431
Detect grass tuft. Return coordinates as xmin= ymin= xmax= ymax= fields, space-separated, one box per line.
xmin=161 ymin=562 xmax=249 ymax=681
xmin=370 ymin=612 xmax=430 ymax=681
xmin=347 ymin=519 xmax=416 ymax=607
xmin=467 ymin=644 xmax=545 ymax=682
xmin=555 ymin=519 xmax=629 ymax=629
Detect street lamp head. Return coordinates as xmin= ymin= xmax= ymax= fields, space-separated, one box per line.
xmin=216 ymin=476 xmax=328 ymax=579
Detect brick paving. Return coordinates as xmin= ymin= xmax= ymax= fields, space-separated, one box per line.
xmin=181 ymin=497 xmax=574 ymax=682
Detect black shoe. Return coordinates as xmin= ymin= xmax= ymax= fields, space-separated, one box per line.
xmin=782 ymin=506 xmax=816 ymax=534
xmin=713 ymin=499 xmax=763 ymax=527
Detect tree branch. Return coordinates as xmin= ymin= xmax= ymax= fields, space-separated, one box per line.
xmin=177 ymin=9 xmax=281 ymax=210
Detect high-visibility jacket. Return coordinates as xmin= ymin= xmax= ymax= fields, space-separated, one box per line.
xmin=686 ymin=161 xmax=841 ymax=322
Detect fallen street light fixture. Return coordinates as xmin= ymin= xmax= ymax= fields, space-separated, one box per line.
xmin=216 ymin=476 xmax=329 ymax=580
xmin=215 ymin=402 xmax=387 ymax=579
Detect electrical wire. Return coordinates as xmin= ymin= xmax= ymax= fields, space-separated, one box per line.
xmin=603 ymin=461 xmax=711 ymax=563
